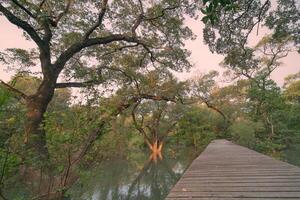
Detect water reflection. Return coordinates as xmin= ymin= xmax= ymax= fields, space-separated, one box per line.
xmin=69 ymin=148 xmax=197 ymax=200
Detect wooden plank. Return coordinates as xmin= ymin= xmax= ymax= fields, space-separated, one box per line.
xmin=166 ymin=139 xmax=300 ymax=200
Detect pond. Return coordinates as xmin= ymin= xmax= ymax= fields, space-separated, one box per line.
xmin=67 ymin=146 xmax=199 ymax=200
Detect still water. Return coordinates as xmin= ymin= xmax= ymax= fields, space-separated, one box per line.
xmin=68 ymin=147 xmax=199 ymax=200
xmin=66 ymin=144 xmax=300 ymax=200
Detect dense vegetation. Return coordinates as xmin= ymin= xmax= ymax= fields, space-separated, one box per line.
xmin=0 ymin=0 xmax=299 ymax=199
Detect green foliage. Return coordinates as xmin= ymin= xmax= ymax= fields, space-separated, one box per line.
xmin=229 ymin=120 xmax=263 ymax=148
xmin=0 ymin=86 xmax=11 ymax=113
xmin=283 ymin=71 xmax=300 ymax=103
xmin=44 ymin=106 xmax=102 ymax=168
xmin=201 ymin=0 xmax=238 ymax=25
xmin=176 ymin=106 xmax=218 ymax=148
xmin=0 ymin=48 xmax=37 ymax=72
xmin=203 ymin=0 xmax=271 ymax=54
xmin=0 ymin=88 xmax=27 ymax=198
xmin=265 ymin=0 xmax=300 ymax=53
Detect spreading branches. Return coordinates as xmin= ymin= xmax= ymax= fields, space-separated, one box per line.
xmin=55 ymin=34 xmax=153 ymax=72
xmin=231 ymin=0 xmax=255 ymax=24
xmin=159 ymin=121 xmax=178 ymax=142
xmin=55 ymin=34 xmax=134 ymax=69
xmin=70 ymin=93 xmax=162 ymax=165
xmin=231 ymin=0 xmax=270 ymax=38
xmin=240 ymin=36 xmax=291 ymax=89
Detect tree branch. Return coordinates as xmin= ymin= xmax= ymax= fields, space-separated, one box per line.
xmin=0 ymin=80 xmax=27 ymax=100
xmin=55 ymin=80 xmax=104 ymax=88
xmin=159 ymin=121 xmax=178 ymax=142
xmin=197 ymin=95 xmax=228 ymax=124
xmin=100 ymin=44 xmax=139 ymax=57
xmin=70 ymin=121 xmax=106 ymax=166
xmin=10 ymin=0 xmax=36 ymax=19
xmin=0 ymin=3 xmax=44 ymax=49
xmin=55 ymin=34 xmax=145 ymax=71
xmin=69 ymin=92 xmax=179 ymax=166
xmin=144 ymin=5 xmax=179 ymax=21
xmin=70 ymin=95 xmax=142 ymax=165
xmin=139 ymin=94 xmax=177 ymax=103
xmin=83 ymin=0 xmax=108 ymax=40
xmin=131 ymin=102 xmax=152 ymax=142
xmin=50 ymin=0 xmax=72 ymax=27
xmin=131 ymin=14 xmax=143 ymax=36
xmin=39 ymin=0 xmax=47 ymax=9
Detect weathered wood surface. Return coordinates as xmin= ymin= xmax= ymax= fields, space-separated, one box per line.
xmin=166 ymin=139 xmax=300 ymax=200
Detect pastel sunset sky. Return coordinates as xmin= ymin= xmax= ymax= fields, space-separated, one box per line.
xmin=0 ymin=13 xmax=299 ymax=86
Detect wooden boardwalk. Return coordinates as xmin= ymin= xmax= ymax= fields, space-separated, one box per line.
xmin=166 ymin=139 xmax=300 ymax=200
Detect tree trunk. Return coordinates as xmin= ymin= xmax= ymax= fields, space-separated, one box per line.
xmin=25 ymin=78 xmax=56 ymax=161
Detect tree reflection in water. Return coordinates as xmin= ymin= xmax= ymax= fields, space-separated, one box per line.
xmin=69 ymin=148 xmax=197 ymax=200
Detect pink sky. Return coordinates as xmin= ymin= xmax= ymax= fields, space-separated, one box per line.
xmin=0 ymin=15 xmax=299 ymax=86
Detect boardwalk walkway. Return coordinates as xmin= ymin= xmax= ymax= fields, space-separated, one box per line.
xmin=166 ymin=139 xmax=300 ymax=199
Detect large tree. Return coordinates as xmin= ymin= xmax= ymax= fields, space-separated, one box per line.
xmin=0 ymin=0 xmax=195 ymax=159
xmin=0 ymin=0 xmax=198 ymax=198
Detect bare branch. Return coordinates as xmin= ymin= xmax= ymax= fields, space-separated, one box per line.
xmin=139 ymin=94 xmax=177 ymax=103
xmin=145 ymin=5 xmax=179 ymax=21
xmin=101 ymin=44 xmax=139 ymax=57
xmin=138 ymin=0 xmax=144 ymax=13
xmin=39 ymin=0 xmax=47 ymax=9
xmin=131 ymin=102 xmax=152 ymax=142
xmin=194 ymin=94 xmax=228 ymax=124
xmin=83 ymin=0 xmax=108 ymax=40
xmin=10 ymin=0 xmax=36 ymax=19
xmin=50 ymin=0 xmax=72 ymax=27
xmin=55 ymin=80 xmax=104 ymax=88
xmin=131 ymin=14 xmax=143 ymax=36
xmin=0 ymin=79 xmax=28 ymax=100
xmin=241 ymin=0 xmax=270 ymax=48
xmin=231 ymin=0 xmax=255 ymax=24
xmin=0 ymin=3 xmax=44 ymax=49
